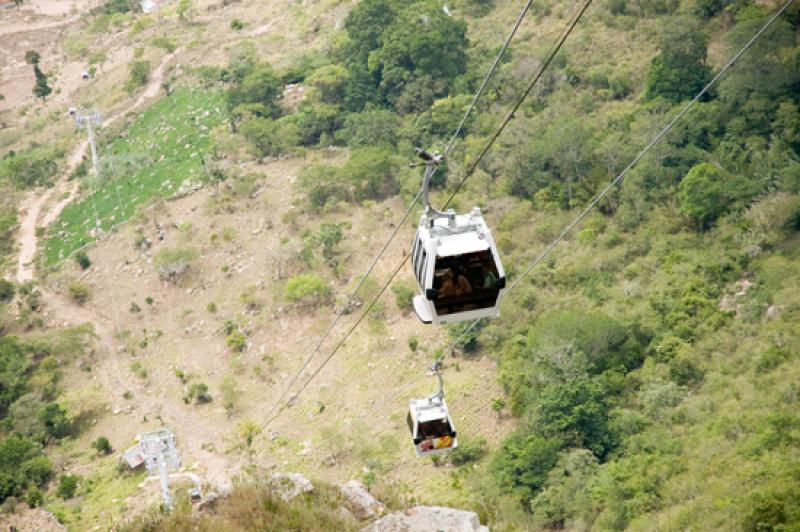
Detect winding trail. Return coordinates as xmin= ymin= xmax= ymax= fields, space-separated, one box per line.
xmin=14 ymin=51 xmax=177 ymax=283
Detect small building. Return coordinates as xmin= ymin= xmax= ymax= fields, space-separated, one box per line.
xmin=121 ymin=443 xmax=146 ymax=469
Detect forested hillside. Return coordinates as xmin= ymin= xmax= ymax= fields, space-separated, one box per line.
xmin=1 ymin=0 xmax=799 ymax=529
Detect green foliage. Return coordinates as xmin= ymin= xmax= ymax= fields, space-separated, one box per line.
xmin=57 ymin=474 xmax=79 ymax=499
xmin=227 ymin=330 xmax=246 ymax=352
xmin=335 ymin=109 xmax=400 ymax=147
xmin=32 ymin=65 xmax=52 ymax=101
xmin=240 ymin=116 xmax=299 ymax=158
xmin=74 ymin=250 xmax=91 ymax=270
xmin=38 ymin=403 xmax=69 ymax=439
xmin=230 ymin=19 xmax=245 ymax=31
xmin=0 ymin=280 xmax=15 ymax=302
xmin=228 ymin=63 xmax=282 ymax=118
xmin=185 ymin=382 xmax=212 ymax=404
xmin=390 ymin=281 xmax=414 ymax=311
xmin=449 ymin=436 xmax=487 ymax=466
xmin=24 ymin=50 xmax=41 ymax=65
xmin=303 ymin=222 xmax=349 ymax=268
xmin=92 ymin=436 xmax=113 ymax=455
xmin=0 ymin=435 xmax=52 ymax=501
xmin=644 ymin=18 xmax=712 ymax=103
xmin=153 ymin=247 xmax=198 ymax=282
xmin=67 ymin=281 xmax=90 ymax=305
xmin=491 ymin=432 xmax=562 ymax=506
xmin=0 ymin=336 xmax=30 ymax=416
xmin=298 ymin=147 xmax=401 ymax=211
xmin=151 ymin=36 xmax=176 ymax=53
xmin=220 ymin=375 xmax=238 ymax=415
xmin=99 ymin=0 xmax=140 ymax=14
xmin=285 ymin=273 xmax=332 ymax=306
xmin=45 ymin=89 xmax=227 ymax=264
xmin=678 ymin=162 xmax=728 ymax=228
xmin=125 ymin=60 xmax=150 ymax=93
xmin=0 ymin=144 xmax=62 ymax=189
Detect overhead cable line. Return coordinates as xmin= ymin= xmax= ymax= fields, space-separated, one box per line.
xmin=260 ymin=253 xmax=408 ymax=430
xmin=437 ymin=0 xmax=799 ymax=371
xmin=261 ymin=0 xmax=595 ymax=433
xmin=259 ymin=0 xmax=541 ymax=428
xmin=442 ymin=0 xmax=594 ymax=209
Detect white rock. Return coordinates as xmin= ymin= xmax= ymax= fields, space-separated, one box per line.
xmin=267 ymin=472 xmax=313 ymax=502
xmin=340 ymin=480 xmax=385 ymax=520
xmin=363 ymin=506 xmax=489 ymax=532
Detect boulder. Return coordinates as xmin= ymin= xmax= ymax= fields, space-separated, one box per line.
xmin=267 ymin=472 xmax=313 ymax=502
xmin=340 ymin=480 xmax=385 ymax=520
xmin=363 ymin=506 xmax=489 ymax=532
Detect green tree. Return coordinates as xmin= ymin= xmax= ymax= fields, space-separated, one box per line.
xmin=240 ymin=117 xmax=299 ymax=159
xmin=491 ymin=432 xmax=563 ymax=505
xmin=369 ymin=1 xmax=468 ymax=107
xmin=717 ymin=17 xmax=796 ymax=104
xmin=32 ymin=65 xmax=52 ymax=101
xmin=285 ymin=273 xmax=332 ymax=305
xmin=38 ymin=403 xmax=69 ymax=439
xmin=0 ymin=335 xmax=30 ymax=416
xmin=227 ymin=64 xmax=282 ymax=118
xmin=644 ymin=18 xmax=712 ymax=103
xmin=335 ymin=109 xmax=400 ymax=147
xmin=678 ymin=162 xmax=727 ymax=228
xmin=92 ymin=436 xmax=113 ymax=455
xmin=125 ymin=60 xmax=150 ymax=93
xmin=307 ymin=64 xmax=349 ymax=104
xmin=57 ymin=474 xmax=79 ymax=499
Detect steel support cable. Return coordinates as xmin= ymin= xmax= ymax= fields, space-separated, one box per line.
xmin=439 ymin=0 xmax=797 ymax=358
xmin=442 ymin=0 xmax=594 ymax=209
xmin=259 ymin=0 xmax=539 ymax=427
xmin=275 ymin=0 xmax=597 ymax=432
xmin=261 ymin=252 xmax=408 ymax=430
xmin=320 ymin=0 xmax=796 ymax=443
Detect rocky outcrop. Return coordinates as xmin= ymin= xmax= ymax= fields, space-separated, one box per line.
xmin=267 ymin=472 xmax=314 ymax=502
xmin=363 ymin=505 xmax=489 ymax=532
xmin=340 ymin=480 xmax=386 ymax=520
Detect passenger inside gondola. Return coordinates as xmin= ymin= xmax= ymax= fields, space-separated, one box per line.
xmin=432 ymin=251 xmax=500 ymax=315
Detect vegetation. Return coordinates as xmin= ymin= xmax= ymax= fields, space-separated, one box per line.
xmin=45 ymin=89 xmax=226 ymax=264
xmin=285 ymin=273 xmax=332 ymax=306
xmin=153 ymin=247 xmax=198 ymax=282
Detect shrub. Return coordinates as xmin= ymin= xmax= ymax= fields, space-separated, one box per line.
xmin=227 ymin=330 xmax=247 ymax=352
xmin=449 ymin=436 xmax=487 ymax=466
xmin=390 ymin=281 xmax=414 ymax=312
xmin=220 ymin=376 xmax=238 ymax=415
xmin=38 ymin=403 xmax=69 ymax=439
xmin=125 ymin=60 xmax=150 ymax=93
xmin=130 ymin=361 xmax=147 ymax=379
xmin=57 ymin=474 xmax=79 ymax=499
xmin=153 ymin=247 xmax=198 ymax=282
xmin=92 ymin=436 xmax=113 ymax=455
xmin=186 ymin=383 xmax=212 ymax=404
xmin=230 ymin=18 xmax=245 ymax=31
xmin=285 ymin=273 xmax=332 ymax=306
xmin=67 ymin=281 xmax=90 ymax=305
xmin=73 ymin=250 xmax=91 ymax=270
xmin=0 ymin=279 xmax=15 ymax=302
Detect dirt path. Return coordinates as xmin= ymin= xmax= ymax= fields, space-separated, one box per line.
xmin=14 ymin=52 xmax=177 ymax=283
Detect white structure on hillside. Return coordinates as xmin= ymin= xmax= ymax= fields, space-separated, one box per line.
xmin=141 ymin=428 xmax=181 ymax=510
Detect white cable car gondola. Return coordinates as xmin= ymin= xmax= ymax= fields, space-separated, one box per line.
xmin=407 ymin=361 xmax=457 ymax=457
xmin=410 ymin=148 xmax=506 ymax=324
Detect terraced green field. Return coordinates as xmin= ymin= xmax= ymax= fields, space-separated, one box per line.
xmin=44 ymin=88 xmax=227 ymax=265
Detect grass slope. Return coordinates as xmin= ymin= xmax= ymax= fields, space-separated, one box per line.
xmin=44 ymin=88 xmax=227 ymax=265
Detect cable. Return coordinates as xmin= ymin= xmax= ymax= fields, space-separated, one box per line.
xmin=311 ymin=0 xmax=796 ymax=451
xmin=260 ymin=252 xmax=408 ymax=430
xmin=440 ymin=0 xmax=798 ymax=365
xmin=260 ymin=0 xmax=539 ymax=427
xmin=442 ymin=0 xmax=593 ymax=209
xmin=442 ymin=0 xmax=537 ymax=157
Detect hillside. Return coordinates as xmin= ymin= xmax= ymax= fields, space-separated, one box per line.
xmin=1 ymin=0 xmax=799 ymax=530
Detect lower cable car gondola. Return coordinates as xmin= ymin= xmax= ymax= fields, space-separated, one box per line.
xmin=410 ymin=148 xmax=506 ymax=325
xmin=407 ymin=361 xmax=457 ymax=457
